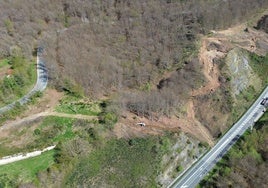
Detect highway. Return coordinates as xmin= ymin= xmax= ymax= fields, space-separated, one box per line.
xmin=168 ymin=86 xmax=268 ymax=188
xmin=0 ymin=47 xmax=48 ymax=114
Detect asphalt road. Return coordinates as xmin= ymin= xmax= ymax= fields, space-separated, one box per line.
xmin=168 ymin=86 xmax=268 ymax=188
xmin=0 ymin=47 xmax=48 ymax=114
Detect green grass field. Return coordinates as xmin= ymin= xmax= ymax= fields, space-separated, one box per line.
xmin=0 ymin=116 xmax=87 ymax=159
xmin=65 ymin=137 xmax=166 ymax=187
xmin=27 ymin=116 xmax=82 ymax=150
xmin=55 ymin=95 xmax=102 ymax=116
xmin=0 ymin=115 xmax=95 ymax=186
xmin=0 ymin=150 xmax=55 ymax=187
xmin=0 ymin=59 xmax=10 ymax=68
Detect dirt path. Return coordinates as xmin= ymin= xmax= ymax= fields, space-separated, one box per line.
xmin=0 ymin=111 xmax=97 ymax=131
xmin=181 ymin=36 xmax=228 ymax=146
xmin=47 ymin=111 xmax=98 ymax=120
xmin=186 ymin=23 xmax=268 ymax=145
xmin=116 ymin=37 xmax=224 ymax=145
xmin=116 ymin=24 xmax=268 ymax=145
xmin=0 ymin=145 xmax=56 ymax=166
xmin=191 ymin=38 xmax=225 ymax=96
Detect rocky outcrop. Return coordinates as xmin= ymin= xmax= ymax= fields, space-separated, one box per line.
xmin=225 ymin=48 xmax=261 ymax=95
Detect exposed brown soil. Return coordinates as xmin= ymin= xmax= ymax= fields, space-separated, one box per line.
xmin=115 ymin=22 xmax=268 ymax=145
xmin=0 ymin=93 xmax=98 ymax=147
xmin=216 ymin=23 xmax=268 ymax=55
xmin=115 ymin=35 xmax=228 ymax=145
xmin=194 ymin=22 xmax=268 ymax=97
xmin=0 ymin=87 xmax=97 ymax=134
xmin=190 ymin=23 xmax=268 ymax=138
xmin=191 ymin=38 xmax=226 ymax=97
xmin=184 ymin=23 xmax=268 ymax=140
xmin=186 ymin=100 xmax=214 ymax=145
xmin=115 ymin=102 xmax=214 ymax=145
xmin=23 ymin=88 xmax=64 ymax=115
xmin=3 ymin=23 xmax=268 ymax=147
xmin=0 ymin=89 xmax=63 ymax=137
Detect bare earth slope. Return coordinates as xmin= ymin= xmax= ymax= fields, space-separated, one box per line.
xmin=193 ymin=20 xmax=268 ymax=137
xmin=116 ymin=14 xmax=268 ymax=145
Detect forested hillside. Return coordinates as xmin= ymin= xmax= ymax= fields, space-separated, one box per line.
xmin=0 ymin=0 xmax=268 ymax=119
xmin=1 ymin=1 xmax=268 ymax=187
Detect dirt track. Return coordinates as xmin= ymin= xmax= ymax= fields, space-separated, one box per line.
xmin=0 ymin=111 xmax=97 ymax=131
xmin=5 ymin=24 xmax=265 ymax=146
xmin=192 ymin=38 xmax=224 ymax=97
xmin=0 ymin=41 xmax=219 ymax=146
xmin=0 ymin=145 xmax=56 ymax=166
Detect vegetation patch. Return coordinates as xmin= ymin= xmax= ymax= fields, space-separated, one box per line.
xmin=199 ymin=112 xmax=268 ymax=187
xmin=64 ymin=136 xmax=170 ymax=188
xmin=55 ymin=95 xmax=102 ymax=116
xmin=227 ymin=51 xmax=268 ymax=125
xmin=217 ymin=50 xmax=265 ymax=128
xmin=0 ymin=92 xmax=43 ymax=125
xmin=249 ymin=52 xmax=268 ymax=85
xmin=0 ymin=55 xmax=36 ymax=107
xmin=33 ymin=116 xmax=77 ymax=147
xmin=0 ymin=58 xmax=10 ymax=69
xmin=228 ymin=85 xmax=262 ymax=126
xmin=0 ymin=102 xmax=27 ymax=125
xmin=0 ymin=116 xmax=89 ymax=158
xmin=0 ymin=150 xmax=55 ymax=187
xmin=0 ymin=145 xmax=23 ymax=159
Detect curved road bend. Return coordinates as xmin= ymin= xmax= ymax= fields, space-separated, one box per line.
xmin=169 ymin=86 xmax=268 ymax=188
xmin=0 ymin=47 xmax=48 ymax=114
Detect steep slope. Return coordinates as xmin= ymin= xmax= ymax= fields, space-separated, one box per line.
xmin=192 ymin=17 xmax=268 ymax=137
xmin=1 ymin=1 xmax=268 ymax=187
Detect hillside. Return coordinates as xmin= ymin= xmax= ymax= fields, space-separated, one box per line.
xmin=0 ymin=1 xmax=268 ymax=187
xmin=198 ymin=12 xmax=268 ymax=188
xmin=200 ymin=114 xmax=268 ymax=188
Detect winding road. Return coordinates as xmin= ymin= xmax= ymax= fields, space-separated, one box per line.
xmin=168 ymin=86 xmax=268 ymax=188
xmin=0 ymin=47 xmax=50 ymax=165
xmin=1 ymin=45 xmax=267 ymax=186
xmin=0 ymin=47 xmax=48 ymax=114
